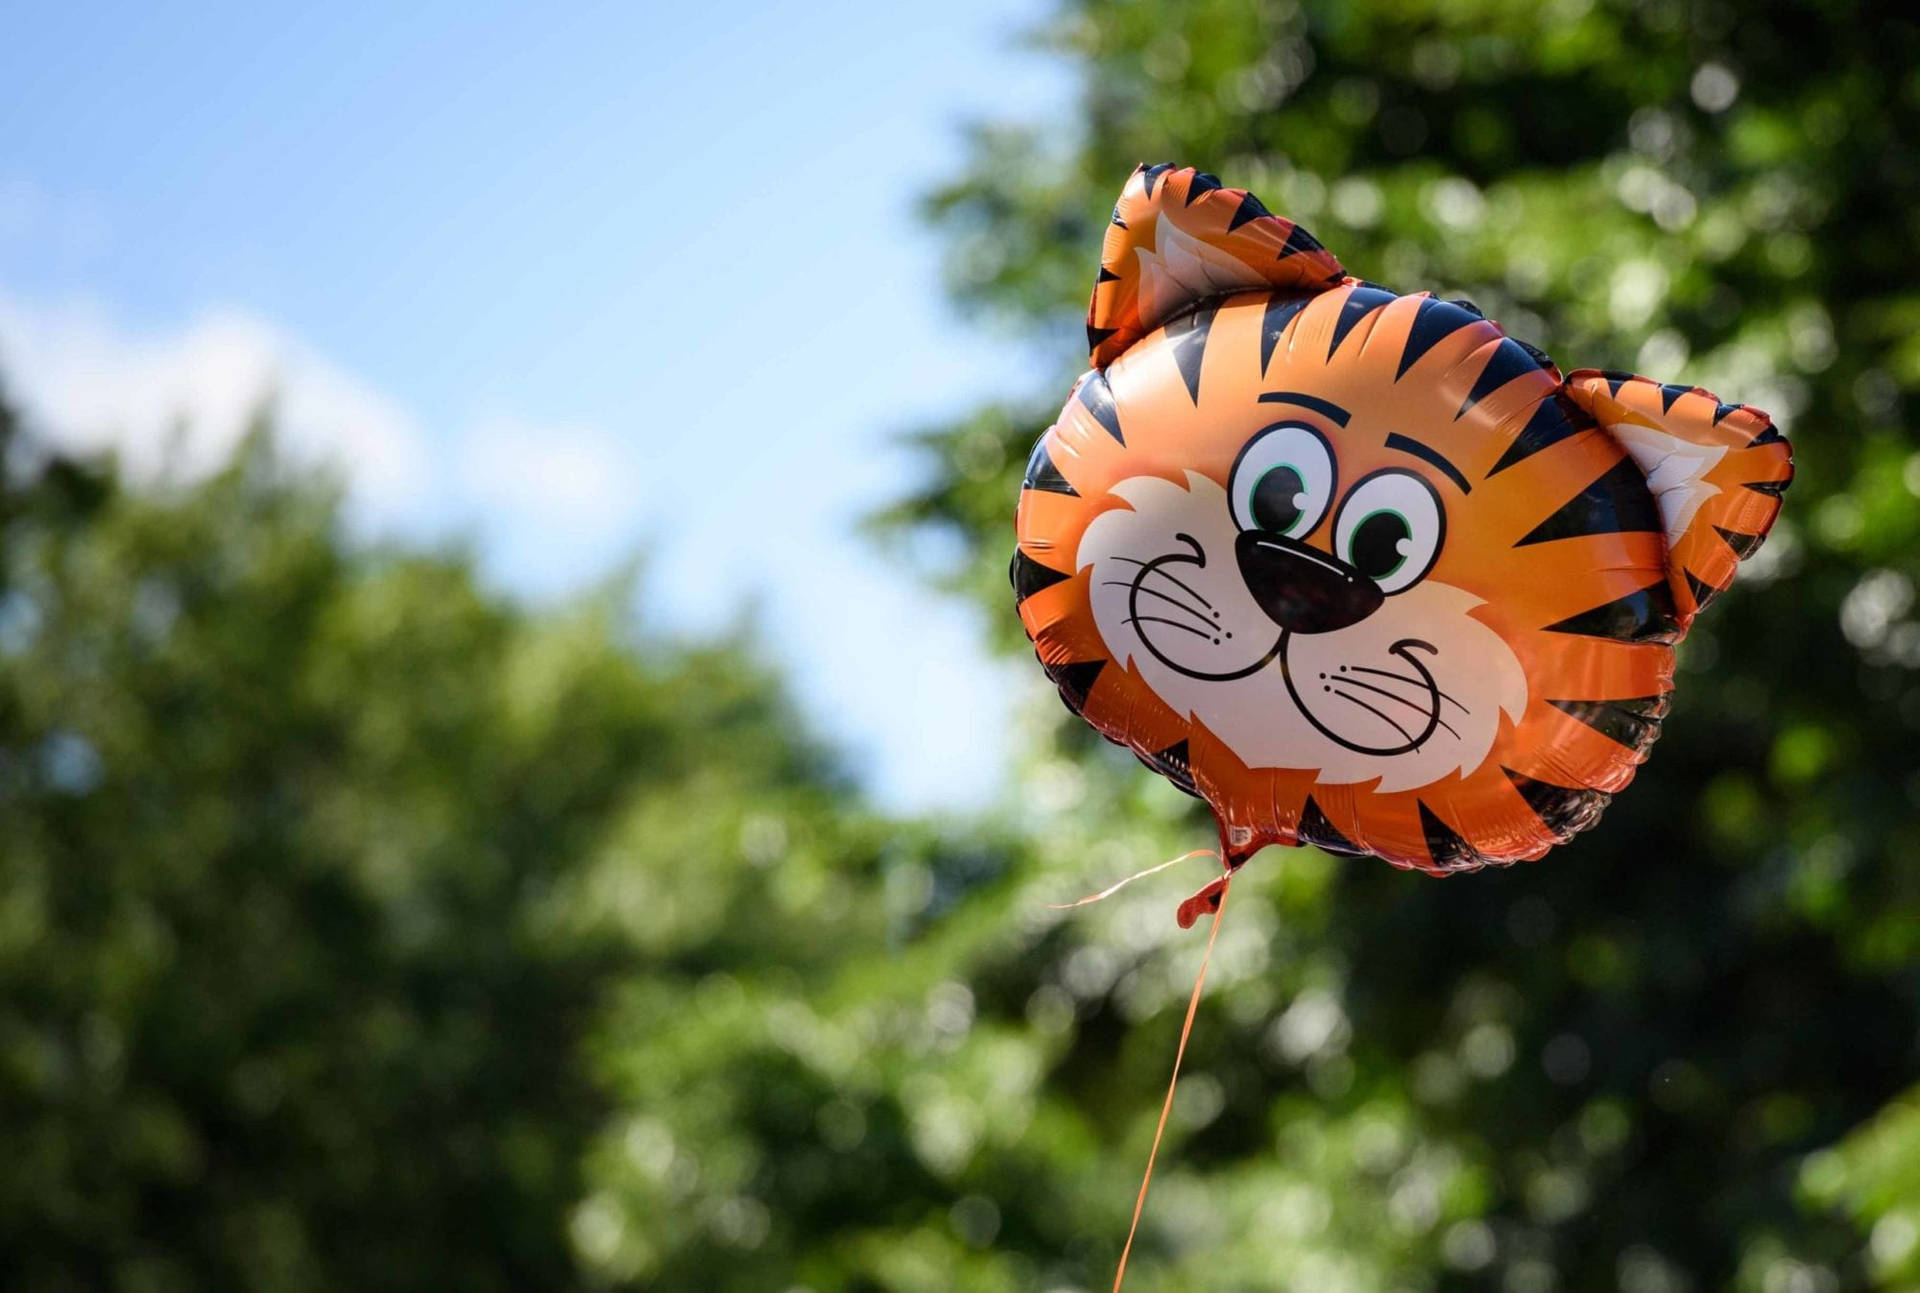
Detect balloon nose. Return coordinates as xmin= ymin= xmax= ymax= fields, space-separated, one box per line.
xmin=1234 ymin=532 xmax=1383 ymax=634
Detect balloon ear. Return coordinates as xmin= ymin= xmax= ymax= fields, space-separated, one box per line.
xmin=1086 ymin=163 xmax=1345 ymax=369
xmin=1561 ymin=369 xmax=1793 ymax=626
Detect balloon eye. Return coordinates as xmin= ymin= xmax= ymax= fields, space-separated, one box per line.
xmin=1229 ymin=423 xmax=1335 ymax=538
xmin=1333 ymin=470 xmax=1445 ymax=594
xmin=1348 ymin=509 xmax=1411 ymax=581
xmin=1248 ymin=465 xmax=1306 ymax=534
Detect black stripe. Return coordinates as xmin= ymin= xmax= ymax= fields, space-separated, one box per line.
xmin=1548 ymin=695 xmax=1669 ymax=754
xmin=1419 ymin=802 xmax=1486 ymax=872
xmin=1486 ymin=394 xmax=1591 ymax=477
xmin=1278 ymin=222 xmax=1325 ymax=259
xmin=1298 ymin=795 xmax=1365 ymax=856
xmin=1395 ymin=296 xmax=1482 ymax=380
xmin=1601 ymin=370 xmax=1634 ymax=397
xmin=1328 ymin=285 xmax=1398 ymax=358
xmin=1043 ymin=659 xmax=1105 ymax=716
xmin=1261 ymin=291 xmax=1312 ymax=373
xmin=1743 ymin=478 xmax=1789 ymax=498
xmin=1258 ymin=390 xmax=1351 ymax=425
xmin=1075 ymin=370 xmax=1125 ymax=445
xmin=1513 ymin=337 xmax=1557 ymax=372
xmin=1516 ymin=456 xmax=1663 ymax=546
xmin=1660 ymin=383 xmax=1692 ymax=414
xmin=1456 ymin=338 xmax=1545 ymax=419
xmin=1110 ymin=207 xmax=1128 ymax=230
xmin=1095 ymin=265 xmax=1121 ymax=284
xmin=1184 ymin=171 xmax=1222 ymax=204
xmin=1227 ymin=190 xmax=1271 ymax=231
xmin=1164 ymin=303 xmax=1219 ymax=405
xmin=1749 ymin=422 xmax=1786 ymax=446
xmin=1086 ymin=324 xmax=1119 ymax=355
xmin=1502 ymin=768 xmax=1611 ymax=842
xmin=1543 ymin=583 xmax=1682 ymax=644
xmin=1140 ymin=162 xmax=1176 ymax=198
xmin=1685 ymin=570 xmax=1721 ymax=613
xmin=1022 ymin=437 xmax=1077 ymax=496
xmin=1384 ymin=433 xmax=1471 ymax=494
xmin=1714 ymin=525 xmax=1763 ymax=559
xmin=1010 ymin=549 xmax=1069 ymax=604
xmin=1138 ymin=740 xmax=1199 ymax=797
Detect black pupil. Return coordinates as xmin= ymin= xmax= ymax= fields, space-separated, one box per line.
xmin=1351 ymin=510 xmax=1411 ymax=579
xmin=1250 ymin=465 xmax=1306 ymax=532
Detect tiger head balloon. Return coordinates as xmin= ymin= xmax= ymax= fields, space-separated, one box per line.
xmin=1013 ymin=163 xmax=1792 ymax=876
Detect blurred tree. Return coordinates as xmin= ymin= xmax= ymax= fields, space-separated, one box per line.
xmin=0 ymin=396 xmax=842 ymax=1291
xmin=870 ymin=0 xmax=1920 ymax=1289
xmin=9 ymin=3 xmax=1920 ymax=1291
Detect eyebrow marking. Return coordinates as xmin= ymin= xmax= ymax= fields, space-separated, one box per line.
xmin=1386 ymin=432 xmax=1472 ymax=494
xmin=1258 ymin=391 xmax=1350 ymax=426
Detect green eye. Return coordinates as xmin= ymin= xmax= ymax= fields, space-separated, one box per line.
xmin=1334 ymin=471 xmax=1445 ymax=594
xmin=1248 ymin=464 xmax=1308 ymax=534
xmin=1347 ymin=509 xmax=1411 ymax=580
xmin=1230 ymin=424 xmax=1334 ymax=537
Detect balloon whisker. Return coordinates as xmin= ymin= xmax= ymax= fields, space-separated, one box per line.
xmin=1329 ymin=674 xmax=1460 ymax=739
xmin=1108 ymin=556 xmax=1214 ymax=609
xmin=1102 ymin=580 xmax=1214 ymax=629
xmin=1124 ymin=615 xmax=1214 ymax=641
xmin=1330 ymin=687 xmax=1415 ymax=744
xmin=1346 ymin=664 xmax=1470 ymax=715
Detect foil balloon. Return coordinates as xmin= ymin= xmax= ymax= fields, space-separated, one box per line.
xmin=1012 ymin=163 xmax=1793 ymax=879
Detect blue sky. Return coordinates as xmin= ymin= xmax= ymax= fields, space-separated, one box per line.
xmin=0 ymin=1 xmax=1070 ymax=811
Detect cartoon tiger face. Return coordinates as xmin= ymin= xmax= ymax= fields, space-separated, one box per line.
xmin=1013 ymin=164 xmax=1792 ymax=874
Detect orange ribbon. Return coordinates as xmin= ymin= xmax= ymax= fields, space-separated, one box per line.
xmin=1111 ymin=868 xmax=1232 ymax=1292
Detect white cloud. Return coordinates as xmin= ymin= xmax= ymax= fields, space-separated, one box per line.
xmin=449 ymin=415 xmax=649 ymax=594
xmin=0 ymin=292 xmax=431 ymax=524
xmin=460 ymin=417 xmax=641 ymax=541
xmin=0 ymin=291 xmax=649 ymax=566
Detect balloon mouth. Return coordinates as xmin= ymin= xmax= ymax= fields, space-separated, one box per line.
xmin=1124 ymin=535 xmax=1285 ymax=683
xmin=1280 ymin=636 xmax=1459 ymax=756
xmin=1116 ymin=533 xmax=1462 ymax=762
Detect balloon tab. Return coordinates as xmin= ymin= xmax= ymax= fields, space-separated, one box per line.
xmin=1175 ymin=873 xmax=1232 ymax=930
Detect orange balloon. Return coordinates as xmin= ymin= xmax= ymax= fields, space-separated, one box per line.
xmin=1013 ymin=164 xmax=1793 ymax=874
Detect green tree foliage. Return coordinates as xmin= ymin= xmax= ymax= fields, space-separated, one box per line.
xmin=0 ymin=399 xmax=842 ymax=1290
xmin=871 ymin=0 xmax=1920 ymax=1288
